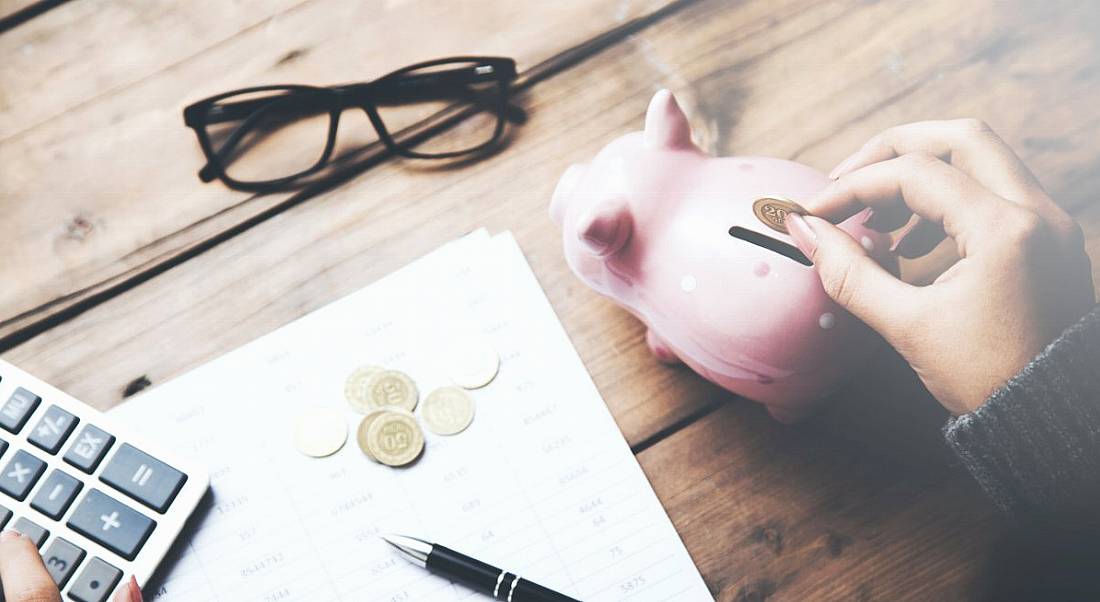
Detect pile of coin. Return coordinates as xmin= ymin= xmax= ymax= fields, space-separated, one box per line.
xmin=293 ymin=339 xmax=499 ymax=467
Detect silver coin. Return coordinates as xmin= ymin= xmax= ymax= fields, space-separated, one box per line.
xmin=293 ymin=407 xmax=347 ymax=458
xmin=444 ymin=339 xmax=500 ymax=389
xmin=421 ymin=386 xmax=475 ymax=436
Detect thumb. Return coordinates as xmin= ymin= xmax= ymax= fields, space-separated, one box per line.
xmin=0 ymin=529 xmax=61 ymax=602
xmin=786 ymin=214 xmax=914 ymax=337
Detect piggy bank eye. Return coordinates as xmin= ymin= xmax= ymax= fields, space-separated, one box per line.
xmin=728 ymin=226 xmax=812 ymax=266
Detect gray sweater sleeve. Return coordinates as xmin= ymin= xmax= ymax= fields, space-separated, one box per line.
xmin=943 ymin=304 xmax=1100 ymax=523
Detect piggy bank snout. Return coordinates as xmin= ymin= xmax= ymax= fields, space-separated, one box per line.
xmin=550 ymin=162 xmax=588 ymax=225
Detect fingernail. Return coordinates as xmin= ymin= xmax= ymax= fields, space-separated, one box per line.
xmin=115 ymin=576 xmax=142 ymax=602
xmin=129 ymin=575 xmax=143 ymax=602
xmin=786 ymin=213 xmax=818 ymax=259
xmin=0 ymin=529 xmax=22 ymax=541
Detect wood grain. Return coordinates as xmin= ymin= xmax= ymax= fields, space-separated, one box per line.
xmin=640 ymin=400 xmax=1001 ymax=601
xmin=0 ymin=0 xmax=56 ymax=30
xmin=4 ymin=0 xmax=1100 ymax=599
xmin=0 ymin=0 xmax=676 ymax=342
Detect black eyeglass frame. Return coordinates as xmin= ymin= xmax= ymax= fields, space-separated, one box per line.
xmin=183 ymin=56 xmax=519 ymax=192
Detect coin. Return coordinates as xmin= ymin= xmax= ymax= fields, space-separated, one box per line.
xmin=444 ymin=340 xmax=500 ymax=389
xmin=367 ymin=369 xmax=419 ymax=412
xmin=752 ymin=196 xmax=808 ymax=234
xmin=366 ymin=410 xmax=425 ymax=467
xmin=356 ymin=408 xmax=396 ymax=462
xmin=421 ymin=386 xmax=475 ymax=436
xmin=344 ymin=365 xmax=384 ymax=413
xmin=293 ymin=407 xmax=347 ymax=458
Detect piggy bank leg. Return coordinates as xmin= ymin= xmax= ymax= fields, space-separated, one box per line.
xmin=645 ymin=329 xmax=682 ymax=365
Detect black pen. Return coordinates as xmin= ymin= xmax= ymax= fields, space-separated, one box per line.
xmin=382 ymin=533 xmax=581 ymax=602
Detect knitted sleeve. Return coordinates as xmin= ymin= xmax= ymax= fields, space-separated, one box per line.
xmin=943 ymin=304 xmax=1100 ymax=524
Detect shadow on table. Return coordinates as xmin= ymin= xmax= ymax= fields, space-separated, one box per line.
xmin=799 ymin=342 xmax=1100 ymax=599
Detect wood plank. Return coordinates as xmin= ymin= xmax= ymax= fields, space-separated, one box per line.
xmin=7 ymin=0 xmax=1100 ymax=448
xmin=0 ymin=0 xmax=303 ymax=135
xmin=639 ymin=397 xmax=1001 ymax=600
xmin=8 ymin=0 xmax=1100 ymax=438
xmin=5 ymin=0 xmax=1099 ymax=344
xmin=0 ymin=0 xmax=677 ymax=342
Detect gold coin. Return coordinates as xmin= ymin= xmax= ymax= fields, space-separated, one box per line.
xmin=293 ymin=407 xmax=347 ymax=458
xmin=421 ymin=386 xmax=475 ymax=436
xmin=366 ymin=410 xmax=424 ymax=467
xmin=344 ymin=365 xmax=384 ymax=413
xmin=752 ymin=196 xmax=807 ymax=234
xmin=444 ymin=340 xmax=500 ymax=389
xmin=355 ymin=408 xmax=392 ymax=462
xmin=367 ymin=370 xmax=419 ymax=412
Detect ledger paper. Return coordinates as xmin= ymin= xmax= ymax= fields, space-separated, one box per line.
xmin=111 ymin=231 xmax=711 ymax=601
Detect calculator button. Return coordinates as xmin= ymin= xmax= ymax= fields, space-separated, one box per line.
xmin=0 ymin=437 xmax=7 ymax=458
xmin=43 ymin=537 xmax=86 ymax=588
xmin=29 ymin=405 xmax=79 ymax=455
xmin=0 ymin=503 xmax=11 ymax=527
xmin=67 ymin=557 xmax=122 ymax=602
xmin=64 ymin=424 xmax=116 ymax=474
xmin=67 ymin=489 xmax=156 ymax=561
xmin=0 ymin=449 xmax=47 ymax=501
xmin=31 ymin=469 xmax=83 ymax=520
xmin=100 ymin=443 xmax=186 ymax=513
xmin=0 ymin=387 xmax=41 ymax=434
xmin=13 ymin=516 xmax=50 ymax=548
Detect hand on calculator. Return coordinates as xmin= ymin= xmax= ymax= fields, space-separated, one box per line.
xmin=1 ymin=529 xmax=140 ymax=602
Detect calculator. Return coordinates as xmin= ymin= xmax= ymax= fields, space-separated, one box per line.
xmin=0 ymin=359 xmax=209 ymax=601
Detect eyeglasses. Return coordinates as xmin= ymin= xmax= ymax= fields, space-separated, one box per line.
xmin=183 ymin=56 xmax=521 ymax=192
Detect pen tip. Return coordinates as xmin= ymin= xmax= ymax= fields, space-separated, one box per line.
xmin=380 ymin=533 xmax=432 ymax=567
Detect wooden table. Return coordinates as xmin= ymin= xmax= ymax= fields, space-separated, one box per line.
xmin=3 ymin=1 xmax=1099 ymax=599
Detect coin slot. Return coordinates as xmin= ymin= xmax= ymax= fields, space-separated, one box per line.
xmin=728 ymin=226 xmax=812 ymax=266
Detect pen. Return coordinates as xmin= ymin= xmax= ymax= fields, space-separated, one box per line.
xmin=382 ymin=533 xmax=581 ymax=602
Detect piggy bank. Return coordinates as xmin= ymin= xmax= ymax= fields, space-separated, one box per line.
xmin=550 ymin=90 xmax=895 ymax=422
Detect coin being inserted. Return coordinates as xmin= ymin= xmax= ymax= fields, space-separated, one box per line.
xmin=443 ymin=339 xmax=500 ymax=389
xmin=421 ymin=386 xmax=475 ymax=436
xmin=752 ymin=196 xmax=808 ymax=234
xmin=366 ymin=410 xmax=425 ymax=467
xmin=293 ymin=407 xmax=348 ymax=458
xmin=344 ymin=365 xmax=384 ymax=414
xmin=367 ymin=369 xmax=419 ymax=412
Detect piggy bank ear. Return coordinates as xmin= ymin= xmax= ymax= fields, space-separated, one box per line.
xmin=577 ymin=198 xmax=632 ymax=257
xmin=644 ymin=89 xmax=694 ymax=150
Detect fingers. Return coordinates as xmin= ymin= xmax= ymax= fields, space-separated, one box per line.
xmin=829 ymin=119 xmax=1048 ymax=207
xmin=787 ymin=214 xmax=916 ymax=337
xmin=805 ymin=154 xmax=1008 ymax=257
xmin=0 ymin=530 xmax=61 ymax=602
xmin=112 ymin=576 xmax=142 ymax=602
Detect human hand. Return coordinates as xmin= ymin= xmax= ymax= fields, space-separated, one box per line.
xmin=785 ymin=119 xmax=1095 ymax=415
xmin=1 ymin=529 xmax=142 ymax=602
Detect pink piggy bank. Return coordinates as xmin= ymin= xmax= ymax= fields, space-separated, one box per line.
xmin=550 ymin=90 xmax=896 ymax=422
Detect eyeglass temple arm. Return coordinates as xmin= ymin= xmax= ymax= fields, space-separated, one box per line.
xmin=340 ymin=74 xmax=526 ymax=124
xmin=196 ymin=75 xmax=524 ymax=130
xmin=196 ymin=94 xmax=325 ymax=126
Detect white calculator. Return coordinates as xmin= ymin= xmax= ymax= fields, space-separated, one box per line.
xmin=0 ymin=359 xmax=208 ymax=601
